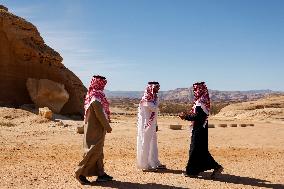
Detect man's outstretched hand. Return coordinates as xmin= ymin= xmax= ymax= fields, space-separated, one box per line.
xmin=178 ymin=112 xmax=187 ymax=120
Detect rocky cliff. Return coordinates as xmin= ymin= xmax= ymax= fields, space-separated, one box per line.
xmin=0 ymin=5 xmax=86 ymax=115
xmin=107 ymin=88 xmax=282 ymax=102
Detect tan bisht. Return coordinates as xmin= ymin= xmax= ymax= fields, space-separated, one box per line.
xmin=75 ymin=75 xmax=113 ymax=185
xmin=75 ymin=101 xmax=109 ymax=178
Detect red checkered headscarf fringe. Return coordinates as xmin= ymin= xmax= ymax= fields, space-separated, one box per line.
xmin=84 ymin=76 xmax=110 ymax=121
xmin=191 ymin=82 xmax=210 ymax=115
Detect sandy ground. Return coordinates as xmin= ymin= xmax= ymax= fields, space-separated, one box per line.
xmin=1 ymin=107 xmax=284 ymax=189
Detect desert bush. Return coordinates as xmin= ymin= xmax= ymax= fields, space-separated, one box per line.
xmin=0 ymin=121 xmax=16 ymax=127
xmin=210 ymin=102 xmax=230 ymax=115
xmin=159 ymin=101 xmax=230 ymax=115
xmin=109 ymin=97 xmax=230 ymax=115
xmin=255 ymin=105 xmax=265 ymax=109
xmin=110 ymin=98 xmax=139 ymax=109
xmin=159 ymin=102 xmax=191 ymax=114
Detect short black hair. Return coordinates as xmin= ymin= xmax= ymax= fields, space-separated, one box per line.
xmin=148 ymin=81 xmax=159 ymax=85
xmin=93 ymin=75 xmax=106 ymax=80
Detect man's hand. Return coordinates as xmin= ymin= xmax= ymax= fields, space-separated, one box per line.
xmin=106 ymin=126 xmax=112 ymax=133
xmin=178 ymin=112 xmax=187 ymax=120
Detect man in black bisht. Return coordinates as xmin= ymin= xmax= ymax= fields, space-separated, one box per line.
xmin=179 ymin=82 xmax=223 ymax=178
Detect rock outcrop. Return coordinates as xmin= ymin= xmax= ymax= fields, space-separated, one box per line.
xmin=0 ymin=5 xmax=87 ymax=116
xmin=39 ymin=107 xmax=53 ymax=120
xmin=26 ymin=78 xmax=69 ymax=113
xmin=213 ymin=95 xmax=284 ymax=121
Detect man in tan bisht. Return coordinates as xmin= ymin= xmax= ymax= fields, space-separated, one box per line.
xmin=75 ymin=75 xmax=113 ymax=185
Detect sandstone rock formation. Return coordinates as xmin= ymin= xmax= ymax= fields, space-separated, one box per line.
xmin=0 ymin=5 xmax=87 ymax=116
xmin=39 ymin=107 xmax=53 ymax=120
xmin=0 ymin=5 xmax=8 ymax=11
xmin=213 ymin=95 xmax=284 ymax=121
xmin=26 ymin=78 xmax=69 ymax=113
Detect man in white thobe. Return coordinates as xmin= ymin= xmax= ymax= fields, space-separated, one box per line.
xmin=137 ymin=81 xmax=166 ymax=171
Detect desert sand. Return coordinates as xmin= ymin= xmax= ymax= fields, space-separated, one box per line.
xmin=1 ymin=107 xmax=284 ymax=189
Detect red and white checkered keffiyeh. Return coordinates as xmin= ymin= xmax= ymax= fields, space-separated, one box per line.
xmin=191 ymin=82 xmax=210 ymax=115
xmin=140 ymin=83 xmax=160 ymax=128
xmin=84 ymin=76 xmax=110 ymax=122
xmin=140 ymin=83 xmax=159 ymax=105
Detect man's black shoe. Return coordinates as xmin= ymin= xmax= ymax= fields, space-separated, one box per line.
xmin=103 ymin=173 xmax=113 ymax=180
xmin=183 ymin=173 xmax=198 ymax=178
xmin=78 ymin=175 xmax=91 ymax=185
xmin=96 ymin=173 xmax=113 ymax=182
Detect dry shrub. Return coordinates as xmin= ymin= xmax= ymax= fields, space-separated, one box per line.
xmin=109 ymin=98 xmax=231 ymax=115
xmin=210 ymin=102 xmax=230 ymax=115
xmin=110 ymin=98 xmax=139 ymax=111
xmin=0 ymin=121 xmax=16 ymax=127
xmin=159 ymin=102 xmax=191 ymax=114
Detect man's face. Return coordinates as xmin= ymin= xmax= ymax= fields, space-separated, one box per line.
xmin=153 ymin=85 xmax=160 ymax=93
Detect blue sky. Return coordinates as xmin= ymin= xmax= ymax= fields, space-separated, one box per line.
xmin=3 ymin=0 xmax=284 ymax=91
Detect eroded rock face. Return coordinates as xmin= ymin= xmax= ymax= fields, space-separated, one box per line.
xmin=26 ymin=78 xmax=69 ymax=113
xmin=0 ymin=5 xmax=87 ymax=116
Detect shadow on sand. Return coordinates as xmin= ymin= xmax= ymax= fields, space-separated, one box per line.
xmin=88 ymin=169 xmax=284 ymax=189
xmin=198 ymin=172 xmax=284 ymax=189
xmin=91 ymin=180 xmax=188 ymax=189
xmin=91 ymin=172 xmax=284 ymax=189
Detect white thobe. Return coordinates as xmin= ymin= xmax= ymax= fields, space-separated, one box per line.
xmin=137 ymin=101 xmax=161 ymax=169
